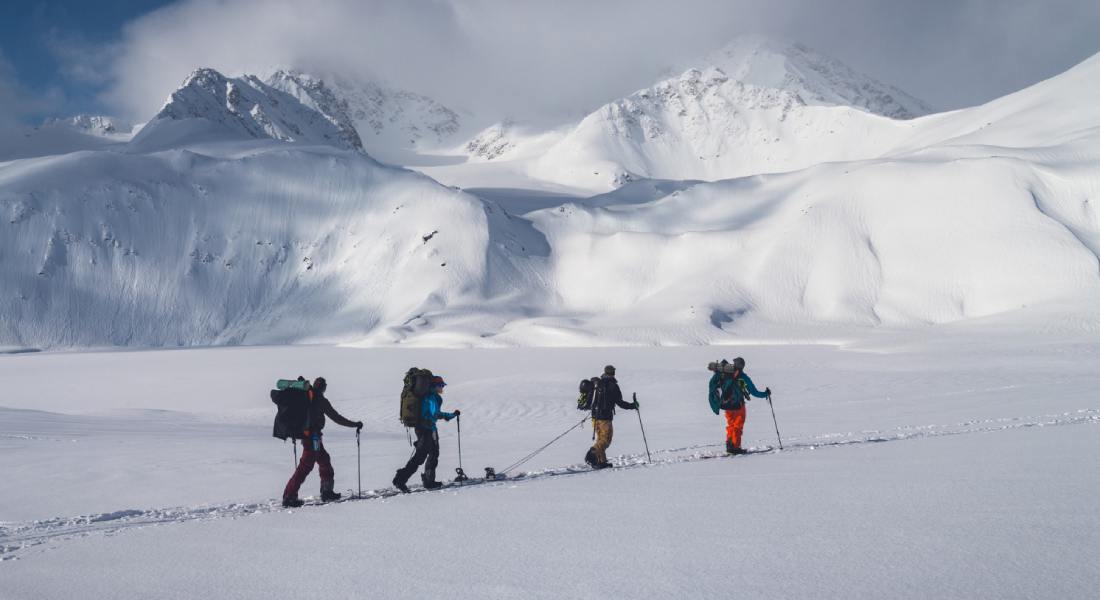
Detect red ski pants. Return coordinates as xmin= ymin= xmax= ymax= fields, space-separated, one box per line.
xmin=284 ymin=437 xmax=334 ymax=499
xmin=725 ymin=406 xmax=747 ymax=448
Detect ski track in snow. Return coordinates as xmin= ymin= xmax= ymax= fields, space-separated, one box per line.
xmin=2 ymin=408 xmax=1096 ymax=562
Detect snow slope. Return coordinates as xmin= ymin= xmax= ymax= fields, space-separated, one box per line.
xmin=0 ymin=337 xmax=1097 ymax=597
xmin=0 ymin=141 xmax=554 ymax=348
xmin=0 ymin=115 xmax=132 ymax=162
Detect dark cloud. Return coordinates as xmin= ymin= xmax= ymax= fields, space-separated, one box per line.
xmin=96 ymin=0 xmax=1100 ymax=122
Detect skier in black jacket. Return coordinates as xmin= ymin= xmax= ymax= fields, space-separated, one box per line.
xmin=585 ymin=365 xmax=637 ymax=469
xmin=282 ymin=377 xmax=362 ymax=507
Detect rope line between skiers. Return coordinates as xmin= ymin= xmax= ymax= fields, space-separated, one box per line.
xmin=499 ymin=416 xmax=589 ymax=475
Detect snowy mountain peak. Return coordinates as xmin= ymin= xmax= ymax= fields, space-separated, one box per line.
xmin=42 ymin=115 xmax=133 ymax=136
xmin=131 ymin=67 xmax=364 ymax=152
xmin=691 ymin=34 xmax=934 ymax=119
xmin=255 ymin=67 xmax=466 ymax=162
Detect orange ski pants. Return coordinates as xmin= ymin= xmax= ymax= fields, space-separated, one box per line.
xmin=724 ymin=405 xmax=747 ymax=448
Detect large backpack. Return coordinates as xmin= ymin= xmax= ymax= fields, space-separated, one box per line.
xmin=271 ymin=376 xmax=311 ymax=440
xmin=400 ymin=367 xmax=434 ymax=427
xmin=576 ymin=377 xmax=599 ymax=410
xmin=716 ymin=374 xmax=749 ymax=411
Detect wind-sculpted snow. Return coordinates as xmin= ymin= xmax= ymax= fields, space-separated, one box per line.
xmin=0 ymin=144 xmax=546 ymax=348
xmin=524 ymin=156 xmax=1100 ymax=336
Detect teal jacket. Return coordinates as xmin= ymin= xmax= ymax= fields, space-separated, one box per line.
xmin=420 ymin=393 xmax=455 ymax=431
xmin=708 ymin=372 xmax=767 ymax=414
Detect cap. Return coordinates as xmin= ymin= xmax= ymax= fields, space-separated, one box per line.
xmin=603 ymin=365 xmax=616 ymax=376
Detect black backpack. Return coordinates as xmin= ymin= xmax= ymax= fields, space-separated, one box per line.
xmin=271 ymin=376 xmax=310 ymax=440
xmin=400 ymin=367 xmax=434 ymax=427
xmin=577 ymin=377 xmax=599 ymax=410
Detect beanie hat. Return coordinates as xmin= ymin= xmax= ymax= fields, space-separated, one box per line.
xmin=603 ymin=365 xmax=616 ymax=376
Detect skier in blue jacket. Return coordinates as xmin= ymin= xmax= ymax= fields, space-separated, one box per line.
xmin=393 ymin=375 xmax=460 ymax=492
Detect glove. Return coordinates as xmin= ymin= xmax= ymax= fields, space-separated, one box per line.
xmin=632 ymin=401 xmax=640 ymax=409
xmin=453 ymin=409 xmax=461 ymax=417
xmin=765 ymin=387 xmax=771 ymax=397
xmin=355 ymin=421 xmax=363 ymax=430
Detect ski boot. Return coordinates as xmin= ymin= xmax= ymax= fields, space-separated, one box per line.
xmin=392 ymin=471 xmax=411 ymax=493
xmin=584 ymin=448 xmax=598 ymax=467
xmin=594 ymin=461 xmax=613 ymax=470
xmin=282 ymin=496 xmax=304 ymax=508
xmin=421 ymin=470 xmax=443 ymax=490
xmin=320 ymin=481 xmax=342 ymax=502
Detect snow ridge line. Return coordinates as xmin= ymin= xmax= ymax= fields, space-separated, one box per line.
xmin=1 ymin=408 xmax=1096 ymax=561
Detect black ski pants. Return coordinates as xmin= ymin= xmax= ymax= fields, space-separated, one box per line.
xmin=395 ymin=427 xmax=440 ymax=484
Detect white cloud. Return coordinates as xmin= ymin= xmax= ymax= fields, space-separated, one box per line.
xmin=100 ymin=0 xmax=1100 ymax=122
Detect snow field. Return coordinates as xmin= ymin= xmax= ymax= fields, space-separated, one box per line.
xmin=1 ymin=336 xmax=1098 ymax=597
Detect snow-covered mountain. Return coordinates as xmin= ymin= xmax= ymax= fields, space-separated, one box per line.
xmin=262 ymin=69 xmax=465 ymax=163
xmin=528 ymin=66 xmax=915 ymax=190
xmin=0 ymin=67 xmax=546 ymax=348
xmin=687 ymin=35 xmax=934 ymax=120
xmin=464 ymin=36 xmax=936 ymax=191
xmin=3 ymin=50 xmax=1100 ymax=349
xmin=130 ymin=68 xmax=364 ymax=153
xmin=42 ymin=115 xmax=134 ymax=136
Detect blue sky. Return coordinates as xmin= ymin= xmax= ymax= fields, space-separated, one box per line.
xmin=0 ymin=0 xmax=171 ymax=121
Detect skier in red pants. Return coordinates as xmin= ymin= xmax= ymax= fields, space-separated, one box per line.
xmin=283 ymin=377 xmax=362 ymax=507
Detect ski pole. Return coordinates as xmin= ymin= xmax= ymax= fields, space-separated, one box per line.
xmin=356 ymin=428 xmax=362 ymax=499
xmin=455 ymin=414 xmax=469 ymax=482
xmin=634 ymin=393 xmax=651 ymax=463
xmin=766 ymin=392 xmax=783 ymax=450
xmin=292 ymin=438 xmax=298 ymax=467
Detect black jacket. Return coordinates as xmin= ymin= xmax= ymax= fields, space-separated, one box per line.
xmin=304 ymin=390 xmax=357 ymax=434
xmin=590 ymin=375 xmax=634 ymax=420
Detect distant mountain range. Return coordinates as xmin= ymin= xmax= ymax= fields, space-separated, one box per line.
xmin=1 ymin=37 xmax=1098 ymax=349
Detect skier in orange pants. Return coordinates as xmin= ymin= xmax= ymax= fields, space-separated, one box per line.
xmin=708 ymin=357 xmax=770 ymax=454
xmin=724 ymin=404 xmax=747 ymax=449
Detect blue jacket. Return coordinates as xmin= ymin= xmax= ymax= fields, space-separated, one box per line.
xmin=708 ymin=372 xmax=767 ymax=415
xmin=420 ymin=393 xmax=455 ymax=431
